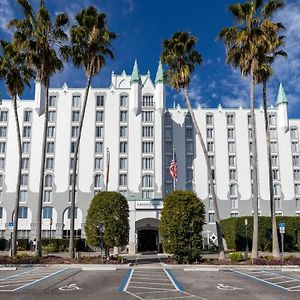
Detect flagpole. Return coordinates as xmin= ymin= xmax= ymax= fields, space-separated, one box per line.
xmin=172 ymin=145 xmax=176 ymax=191
xmin=106 ymin=148 xmax=110 ymax=191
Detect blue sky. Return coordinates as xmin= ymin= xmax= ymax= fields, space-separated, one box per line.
xmin=0 ymin=0 xmax=300 ymax=118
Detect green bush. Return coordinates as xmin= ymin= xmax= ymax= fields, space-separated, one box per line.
xmin=220 ymin=216 xmax=300 ymax=252
xmin=41 ymin=239 xmax=87 ymax=252
xmin=160 ymin=190 xmax=205 ymax=264
xmin=85 ymin=192 xmax=129 ymax=249
xmin=0 ymin=239 xmax=7 ymax=250
xmin=228 ymin=252 xmax=244 ymax=262
xmin=17 ymin=239 xmax=29 ymax=251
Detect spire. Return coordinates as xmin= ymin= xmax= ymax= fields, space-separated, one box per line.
xmin=276 ymin=83 xmax=288 ymax=106
xmin=130 ymin=59 xmax=142 ymax=84
xmin=155 ymin=60 xmax=164 ymax=84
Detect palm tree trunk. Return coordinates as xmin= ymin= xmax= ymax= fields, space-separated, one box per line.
xmin=250 ymin=71 xmax=259 ymax=260
xmin=262 ymin=81 xmax=280 ymax=258
xmin=11 ymin=95 xmax=22 ymax=257
xmin=69 ymin=73 xmax=92 ymax=258
xmin=35 ymin=80 xmax=49 ymax=257
xmin=184 ymin=87 xmax=226 ymax=260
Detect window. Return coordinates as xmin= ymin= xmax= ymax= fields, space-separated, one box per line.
xmin=295 ymin=184 xmax=300 ymax=195
xmin=21 ymin=174 xmax=28 ymax=186
xmin=294 ymin=170 xmax=300 ymax=180
xmin=19 ymin=190 xmax=27 ymax=203
xmin=72 ymin=111 xmax=80 ymax=122
xmin=230 ymin=184 xmax=238 ymax=197
xmin=275 ymin=198 xmax=282 ymax=210
xmin=45 ymin=158 xmax=54 ymax=170
xmin=95 ymin=142 xmax=103 ymax=154
xmin=272 ymin=155 xmax=279 ymax=167
xmin=48 ymin=111 xmax=56 ymax=123
xmin=291 ymin=127 xmax=299 ymax=140
xmin=67 ymin=207 xmax=78 ymax=219
xmin=142 ymin=158 xmax=153 ymax=170
xmin=0 ymin=158 xmax=5 ymax=169
xmin=94 ymin=174 xmax=103 ymax=188
xmin=72 ymin=95 xmax=81 ymax=107
xmin=142 ymin=142 xmax=153 ymax=154
xmin=206 ymin=128 xmax=213 ymax=139
xmin=45 ymin=174 xmax=53 ymax=188
xmin=228 ymin=141 xmax=235 ymax=153
xmin=0 ymin=142 xmax=5 ymax=154
xmin=208 ymin=212 xmax=215 ymax=223
xmin=227 ymin=114 xmax=234 ymax=125
xmin=46 ymin=142 xmax=54 ymax=154
xmin=228 ymin=128 xmax=235 ymax=139
xmin=0 ymin=111 xmax=8 ymax=122
xmin=120 ymin=95 xmax=128 ymax=107
xmin=142 ymin=126 xmax=153 ymax=138
xmin=120 ymin=126 xmax=128 ymax=138
xmin=296 ymin=198 xmax=300 ymax=210
xmin=272 ymin=169 xmax=280 ymax=180
xmin=49 ymin=96 xmax=57 ymax=107
xmin=187 ymin=155 xmax=194 ymax=166
xmin=96 ymin=95 xmax=104 ymax=107
xmin=229 ymin=169 xmax=236 ymax=180
xmin=18 ymin=207 xmax=28 ymax=219
xmin=142 ymin=111 xmax=153 ymax=122
xmin=207 ymin=142 xmax=214 ymax=152
xmin=142 ymin=175 xmax=153 ymax=188
xmin=248 ymin=114 xmax=252 ymax=125
xmin=120 ymin=142 xmax=127 ymax=154
xmin=47 ymin=126 xmax=55 ymax=138
xmin=0 ymin=207 xmax=2 ymax=218
xmin=273 ymin=184 xmax=281 ymax=197
xmin=165 ymin=141 xmax=172 ymax=154
xmin=24 ymin=110 xmax=32 ymax=122
xmin=185 ymin=114 xmax=193 ymax=126
xmin=70 ymin=142 xmax=76 ymax=154
xmin=96 ymin=126 xmax=104 ymax=138
xmin=44 ymin=191 xmax=52 ymax=203
xmin=95 ymin=158 xmax=103 ymax=170
xmin=119 ymin=158 xmax=127 ymax=170
xmin=292 ymin=142 xmax=299 ymax=153
xmin=293 ymin=155 xmax=300 ymax=167
xmin=271 ymin=142 xmax=278 ymax=153
xmin=96 ymin=111 xmax=104 ymax=122
xmin=23 ymin=126 xmax=31 ymax=138
xmin=186 ymin=128 xmax=193 ymax=139
xmin=71 ymin=126 xmax=79 ymax=138
xmin=0 ymin=126 xmax=6 ymax=138
xmin=249 ymin=142 xmax=253 ymax=152
xmin=142 ymin=190 xmax=153 ymax=199
xmin=120 ymin=111 xmax=127 ymax=122
xmin=22 ymin=142 xmax=30 ymax=154
xmin=186 ymin=169 xmax=193 ymax=181
xmin=165 ymin=128 xmax=172 ymax=139
xmin=231 ymin=198 xmax=238 ymax=209
xmin=142 ymin=95 xmax=154 ymax=107
xmin=43 ymin=207 xmax=53 ymax=219
xmin=69 ymin=173 xmax=77 ymax=186
xmin=119 ymin=174 xmax=127 ymax=186
xmin=22 ymin=158 xmax=29 ymax=170
xmin=269 ymin=128 xmax=277 ymax=139
xmin=248 ymin=128 xmax=252 ymax=139
xmin=206 ymin=114 xmax=213 ymax=125
xmin=229 ymin=155 xmax=236 ymax=167
xmin=269 ymin=114 xmax=276 ymax=126
xmin=230 ymin=212 xmax=239 ymax=218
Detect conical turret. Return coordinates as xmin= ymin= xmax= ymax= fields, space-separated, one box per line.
xmin=130 ymin=59 xmax=142 ymax=85
xmin=276 ymin=83 xmax=289 ymax=133
xmin=155 ymin=60 xmax=164 ymax=84
xmin=130 ymin=59 xmax=142 ymax=115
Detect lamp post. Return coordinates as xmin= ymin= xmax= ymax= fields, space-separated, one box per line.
xmin=49 ymin=217 xmax=53 ymax=246
xmin=245 ymin=218 xmax=249 ymax=260
xmin=97 ymin=222 xmax=105 ymax=262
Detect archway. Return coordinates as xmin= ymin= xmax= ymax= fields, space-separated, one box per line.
xmin=135 ymin=218 xmax=160 ymax=253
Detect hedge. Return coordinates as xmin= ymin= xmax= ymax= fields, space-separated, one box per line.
xmin=41 ymin=238 xmax=87 ymax=252
xmin=220 ymin=216 xmax=300 ymax=252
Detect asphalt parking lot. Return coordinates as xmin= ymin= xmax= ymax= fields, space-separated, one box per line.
xmin=0 ymin=261 xmax=299 ymax=299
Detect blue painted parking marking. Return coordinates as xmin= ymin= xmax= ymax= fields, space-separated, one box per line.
xmin=118 ymin=269 xmax=133 ymax=292
xmin=165 ymin=269 xmax=185 ymax=292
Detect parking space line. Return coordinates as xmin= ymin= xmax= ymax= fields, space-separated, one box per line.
xmin=0 ymin=268 xmax=36 ymax=281
xmin=129 ymin=286 xmax=176 ymax=291
xmin=165 ymin=269 xmax=184 ymax=292
xmin=13 ymin=268 xmax=68 ymax=291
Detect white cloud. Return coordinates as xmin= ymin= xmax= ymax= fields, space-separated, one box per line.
xmin=0 ymin=0 xmax=14 ymax=36
xmin=122 ymin=0 xmax=134 ymax=15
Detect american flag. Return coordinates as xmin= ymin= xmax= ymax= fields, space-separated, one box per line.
xmin=169 ymin=159 xmax=177 ymax=181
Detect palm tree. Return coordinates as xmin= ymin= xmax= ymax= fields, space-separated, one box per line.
xmin=255 ymin=1 xmax=287 ymax=258
xmin=68 ymin=6 xmax=116 ymax=258
xmin=219 ymin=0 xmax=275 ymax=259
xmin=9 ymin=0 xmax=69 ymax=257
xmin=161 ymin=31 xmax=226 ymax=260
xmin=0 ymin=41 xmax=33 ymax=256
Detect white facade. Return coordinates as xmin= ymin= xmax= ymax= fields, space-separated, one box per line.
xmin=0 ymin=62 xmax=299 ymax=253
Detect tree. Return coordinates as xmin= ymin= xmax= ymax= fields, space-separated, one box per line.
xmin=219 ymin=0 xmax=273 ymax=259
xmin=0 ymin=41 xmax=33 ymax=256
xmin=161 ymin=31 xmax=226 ymax=260
xmin=85 ymin=192 xmax=129 ymax=253
xmin=160 ymin=190 xmax=205 ymax=263
xmin=68 ymin=6 xmax=116 ymax=258
xmin=9 ymin=0 xmax=69 ymax=257
xmin=255 ymin=0 xmax=287 ymax=258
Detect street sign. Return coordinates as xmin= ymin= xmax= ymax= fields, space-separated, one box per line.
xmin=279 ymin=222 xmax=285 ymax=234
xmin=8 ymin=222 xmax=14 ymax=230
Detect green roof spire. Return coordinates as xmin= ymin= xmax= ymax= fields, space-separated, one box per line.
xmin=155 ymin=60 xmax=164 ymax=84
xmin=130 ymin=59 xmax=142 ymax=84
xmin=276 ymin=83 xmax=288 ymax=106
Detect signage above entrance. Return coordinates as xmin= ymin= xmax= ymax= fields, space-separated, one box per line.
xmin=135 ymin=200 xmax=163 ymax=210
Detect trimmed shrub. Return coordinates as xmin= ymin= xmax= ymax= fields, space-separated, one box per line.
xmin=41 ymin=238 xmax=87 ymax=252
xmin=228 ymin=252 xmax=244 ymax=262
xmin=0 ymin=239 xmax=7 ymax=250
xmin=17 ymin=239 xmax=29 ymax=251
xmin=220 ymin=216 xmax=300 ymax=252
xmin=160 ymin=190 xmax=205 ymax=263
